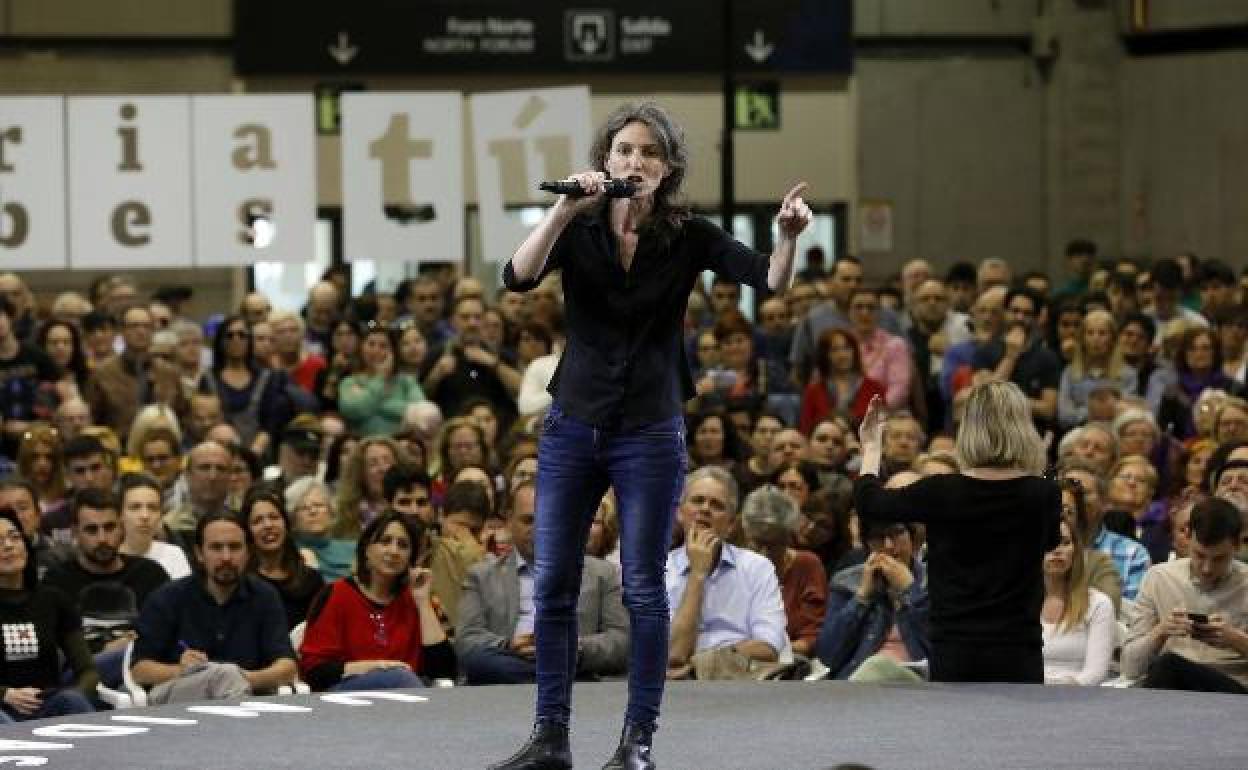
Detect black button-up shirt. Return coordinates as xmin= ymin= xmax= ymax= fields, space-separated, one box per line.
xmin=503 ymin=211 xmax=771 ymax=429
xmin=134 ymin=574 xmax=295 ymax=672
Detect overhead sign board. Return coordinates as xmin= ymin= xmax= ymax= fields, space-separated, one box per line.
xmin=233 ymin=0 xmax=852 ymax=76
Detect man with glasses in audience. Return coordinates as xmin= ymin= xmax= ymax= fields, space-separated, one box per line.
xmin=1123 ymin=497 xmax=1248 ymax=693
xmin=817 ymin=474 xmax=930 ymax=681
xmin=85 ymin=303 xmax=186 ymax=440
xmin=666 ymin=467 xmax=787 ymax=679
xmin=162 ymin=441 xmax=234 ymax=547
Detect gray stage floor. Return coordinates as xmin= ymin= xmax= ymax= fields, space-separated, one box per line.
xmin=3 ymin=680 xmax=1246 ymax=769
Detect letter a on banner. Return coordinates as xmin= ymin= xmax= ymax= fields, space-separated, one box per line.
xmin=67 ymin=96 xmax=192 ymax=268
xmin=0 ymin=97 xmax=67 ymax=269
xmin=191 ymin=94 xmax=315 ymax=266
xmin=341 ymin=92 xmax=464 ymax=266
xmin=470 ymin=86 xmax=591 ymax=263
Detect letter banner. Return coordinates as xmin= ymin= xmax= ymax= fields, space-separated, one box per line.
xmin=0 ymin=97 xmax=67 ymax=269
xmin=341 ymin=92 xmax=465 ymax=265
xmin=191 ymin=94 xmax=316 ymax=266
xmin=67 ymin=96 xmax=193 ymax=268
xmin=470 ymin=86 xmax=591 ymax=263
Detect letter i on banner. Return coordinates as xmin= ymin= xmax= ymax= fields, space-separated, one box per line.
xmin=0 ymin=97 xmax=67 ymax=269
xmin=341 ymin=92 xmax=464 ymax=267
xmin=191 ymin=94 xmax=316 ymax=266
xmin=67 ymin=96 xmax=193 ymax=268
xmin=470 ymin=86 xmax=591 ymax=263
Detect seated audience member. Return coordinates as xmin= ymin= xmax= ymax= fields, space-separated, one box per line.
xmin=269 ymin=415 xmax=322 ymax=490
xmin=881 ymin=413 xmax=924 ymax=475
xmin=339 ymin=323 xmax=425 ymax=438
xmin=285 ymin=477 xmax=355 ymax=581
xmin=131 ymin=512 xmax=298 ymax=703
xmin=163 ymin=441 xmax=234 ymax=544
xmin=1059 ymin=460 xmax=1151 ymax=601
xmin=816 ymin=511 xmax=930 ymax=681
xmin=767 ymin=428 xmax=808 ymax=473
xmin=456 ymin=481 xmax=627 ymax=684
xmin=1167 ymin=493 xmax=1199 ymax=561
xmin=806 ymin=417 xmax=853 ymax=482
xmin=388 ymin=465 xmax=483 ymax=628
xmin=299 ymin=511 xmax=455 ymax=691
xmin=739 ymin=412 xmax=783 ymax=491
xmin=666 ymin=467 xmax=788 ymax=677
xmin=117 ymin=473 xmax=191 ymax=580
xmin=1041 ymin=513 xmax=1115 ymax=685
xmin=134 ymin=426 xmax=184 ymax=507
xmin=0 ymin=508 xmax=96 ymax=722
xmin=243 ymin=486 xmax=325 ymax=630
xmin=1123 ymin=498 xmax=1248 ymax=693
xmin=16 ymin=424 xmax=66 ymax=513
xmin=798 ymin=328 xmax=886 ymax=435
xmin=740 ymin=486 xmax=827 ymax=658
xmin=1106 ymin=454 xmax=1169 ymax=563
xmin=54 ymin=397 xmax=93 ymax=443
xmin=0 ymin=478 xmax=69 ymax=579
xmin=441 ymin=480 xmax=492 ymax=549
xmin=798 ymin=478 xmax=856 ymax=574
xmin=586 ymin=490 xmax=620 ymax=568
xmin=1058 ymin=477 xmax=1124 ymax=616
xmin=184 ymin=392 xmax=223 ymax=449
xmin=334 ymin=436 xmax=405 ymax=537
xmin=42 ymin=435 xmax=116 ymax=543
xmin=1062 ymin=423 xmax=1118 ymax=478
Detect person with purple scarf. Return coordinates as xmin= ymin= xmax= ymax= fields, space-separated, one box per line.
xmin=1148 ymin=326 xmax=1246 ymax=439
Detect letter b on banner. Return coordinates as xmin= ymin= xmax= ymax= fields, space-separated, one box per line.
xmin=471 ymin=86 xmax=591 ymax=263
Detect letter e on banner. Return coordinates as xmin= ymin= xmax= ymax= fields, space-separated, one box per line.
xmin=67 ymin=96 xmax=192 ymax=268
xmin=341 ymin=92 xmax=464 ymax=266
xmin=470 ymin=86 xmax=591 ymax=263
xmin=0 ymin=97 xmax=67 ymax=268
xmin=191 ymin=94 xmax=315 ymax=265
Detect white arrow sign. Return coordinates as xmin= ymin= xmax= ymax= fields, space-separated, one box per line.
xmin=328 ymin=31 xmax=359 ymax=66
xmin=744 ymin=29 xmax=774 ymax=63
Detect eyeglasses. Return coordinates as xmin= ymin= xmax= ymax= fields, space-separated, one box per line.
xmin=865 ymin=524 xmax=909 ymax=547
xmin=225 ymin=330 xmax=249 ymax=340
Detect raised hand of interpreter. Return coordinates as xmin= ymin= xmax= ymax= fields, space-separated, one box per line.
xmin=858 ymin=394 xmax=886 ymax=452
xmin=776 ymin=182 xmax=813 ymax=239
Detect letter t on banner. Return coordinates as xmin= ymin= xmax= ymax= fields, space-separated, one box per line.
xmin=470 ymin=86 xmax=591 ymax=263
xmin=341 ymin=92 xmax=464 ymax=266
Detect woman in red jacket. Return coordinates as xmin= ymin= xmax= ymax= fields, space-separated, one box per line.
xmin=299 ymin=511 xmax=456 ymax=691
xmin=799 ymin=328 xmax=887 ymax=435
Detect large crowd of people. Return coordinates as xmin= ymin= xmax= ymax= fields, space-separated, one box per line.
xmin=0 ymin=240 xmax=1246 ymax=723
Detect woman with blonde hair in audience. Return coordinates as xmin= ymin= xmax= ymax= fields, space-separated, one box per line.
xmin=117 ymin=472 xmax=191 ymax=579
xmin=1058 ymin=309 xmax=1137 ymax=429
xmin=856 ymin=382 xmax=1061 ymax=682
xmin=244 ymin=485 xmax=325 ymax=630
xmin=334 ymin=436 xmax=406 ymax=539
xmin=914 ymin=450 xmax=959 ymax=477
xmin=287 ymin=476 xmax=355 ymax=581
xmin=586 ymin=489 xmax=620 ymax=568
xmin=741 ymin=485 xmax=827 ymax=658
xmin=1058 ymin=476 xmax=1122 ymax=616
xmin=133 ymin=427 xmax=182 ymax=505
xmin=1041 ymin=512 xmax=1115 ymax=686
xmin=299 ymin=510 xmax=455 ymax=692
xmin=1211 ymin=396 xmax=1248 ymax=446
xmin=16 ymin=424 xmax=65 ymax=512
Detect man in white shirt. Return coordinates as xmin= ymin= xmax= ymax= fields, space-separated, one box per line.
xmin=666 ymin=467 xmax=788 ymax=678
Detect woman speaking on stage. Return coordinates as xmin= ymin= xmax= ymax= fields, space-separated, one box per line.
xmin=854 ymin=382 xmax=1062 ymax=684
xmin=492 ymin=102 xmax=811 ymax=770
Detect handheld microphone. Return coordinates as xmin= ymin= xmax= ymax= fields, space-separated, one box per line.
xmin=539 ymin=178 xmax=637 ymax=198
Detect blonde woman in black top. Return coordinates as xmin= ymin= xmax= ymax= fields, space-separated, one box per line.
xmin=855 ymin=381 xmax=1061 ymax=683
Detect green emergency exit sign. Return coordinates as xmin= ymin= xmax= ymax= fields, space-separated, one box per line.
xmin=734 ymin=82 xmax=780 ymax=130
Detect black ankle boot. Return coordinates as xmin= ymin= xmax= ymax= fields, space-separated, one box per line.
xmin=601 ymin=722 xmax=655 ymax=770
xmin=488 ymin=720 xmax=573 ymax=770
